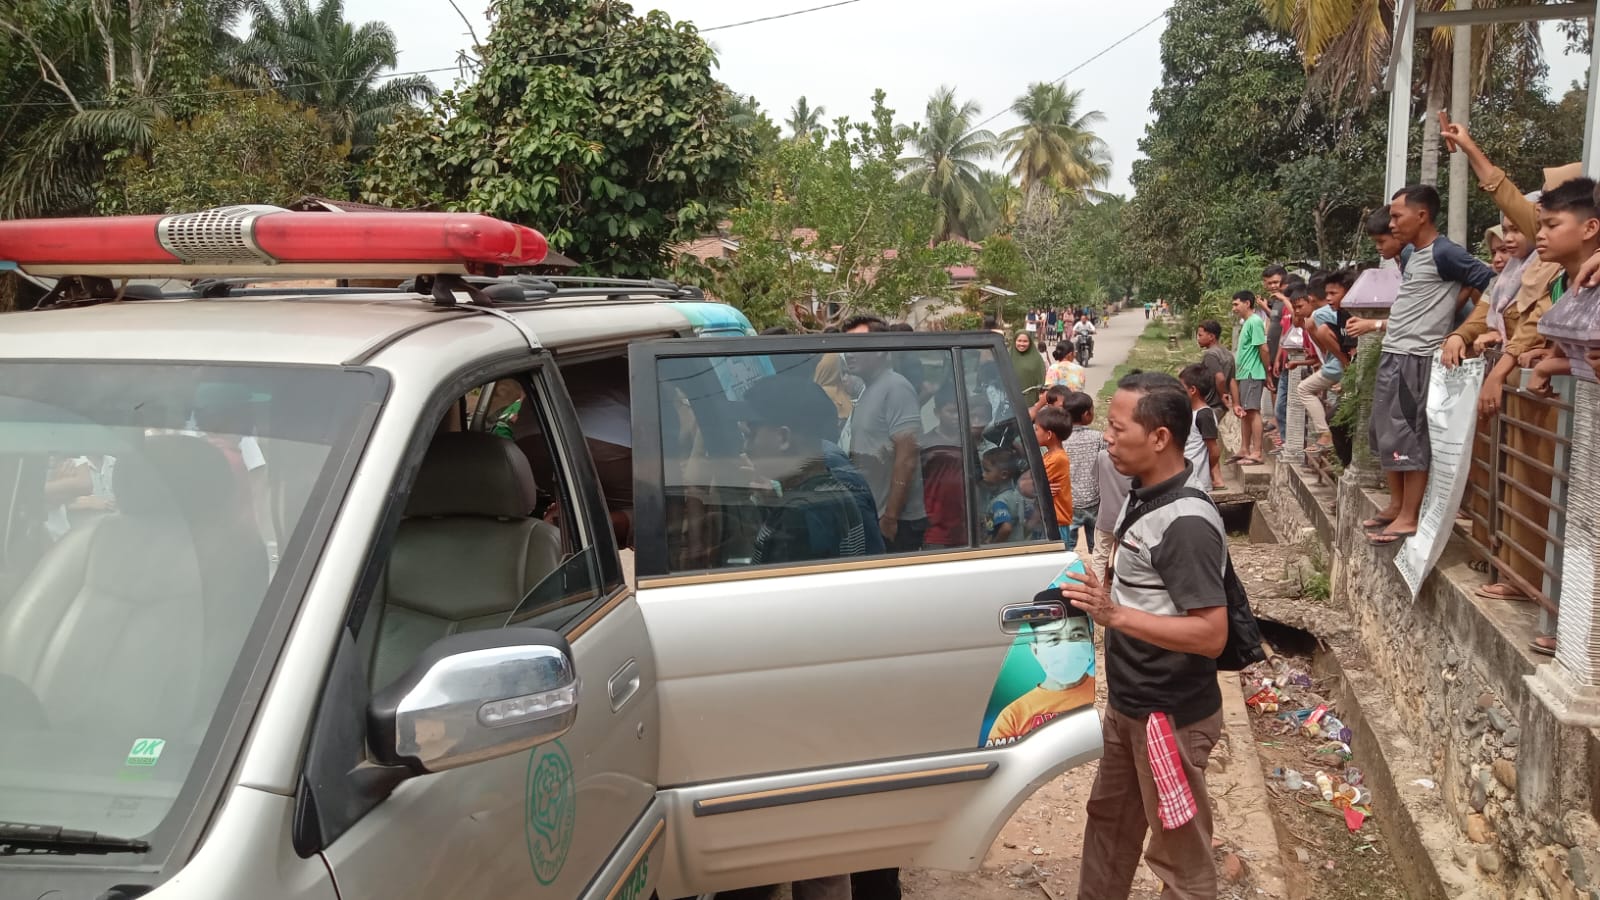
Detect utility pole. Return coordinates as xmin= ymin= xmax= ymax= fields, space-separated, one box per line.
xmin=1447 ymin=0 xmax=1472 ymax=244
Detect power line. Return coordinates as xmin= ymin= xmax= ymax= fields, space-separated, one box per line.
xmin=0 ymin=0 xmax=867 ymax=111
xmin=972 ymin=8 xmax=1169 ymax=132
xmin=701 ymin=0 xmax=861 ymax=33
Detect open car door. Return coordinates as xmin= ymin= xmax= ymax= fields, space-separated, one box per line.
xmin=627 ymin=332 xmax=1103 ymax=897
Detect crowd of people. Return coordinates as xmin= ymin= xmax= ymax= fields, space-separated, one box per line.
xmin=1176 ymin=111 xmax=1600 ymax=661
xmin=719 ymin=115 xmax=1600 ymax=900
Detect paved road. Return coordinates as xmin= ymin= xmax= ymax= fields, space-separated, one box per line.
xmin=1079 ymin=306 xmax=1156 ymax=397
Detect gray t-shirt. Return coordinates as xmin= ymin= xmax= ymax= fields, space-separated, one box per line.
xmin=1093 ymin=449 xmax=1133 ymax=533
xmin=1383 ymin=236 xmax=1494 ymax=357
xmin=1201 ymin=344 xmax=1234 ymax=412
xmin=846 ymin=368 xmax=926 ymax=521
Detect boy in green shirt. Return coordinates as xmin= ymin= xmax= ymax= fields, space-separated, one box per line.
xmin=1230 ymin=291 xmax=1270 ymax=464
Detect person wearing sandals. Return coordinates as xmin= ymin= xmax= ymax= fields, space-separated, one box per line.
xmin=1293 ymin=278 xmax=1351 ymax=462
xmin=1229 ymin=292 xmax=1269 ymax=466
xmin=1345 ymin=184 xmax=1494 ymax=549
xmin=1437 ymin=113 xmax=1566 ymax=656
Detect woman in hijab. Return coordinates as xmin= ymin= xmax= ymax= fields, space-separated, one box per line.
xmin=1441 ymin=185 xmax=1559 ymax=645
xmin=1010 ymin=330 xmax=1047 ymax=407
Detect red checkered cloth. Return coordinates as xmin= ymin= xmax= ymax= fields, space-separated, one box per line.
xmin=1146 ymin=711 xmax=1197 ymax=830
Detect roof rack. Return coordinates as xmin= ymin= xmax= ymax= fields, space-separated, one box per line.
xmin=396 ymin=274 xmax=705 ymax=306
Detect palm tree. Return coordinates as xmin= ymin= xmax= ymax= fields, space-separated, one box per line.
xmin=232 ymin=0 xmax=435 ymax=153
xmin=0 ymin=0 xmax=248 ymax=216
xmin=1258 ymin=0 xmax=1543 ymax=185
xmin=1001 ymin=82 xmax=1110 ymax=210
xmin=976 ymin=169 xmax=1022 ymax=238
xmin=898 ymin=86 xmax=998 ymax=242
xmin=785 ymin=96 xmax=826 ymax=140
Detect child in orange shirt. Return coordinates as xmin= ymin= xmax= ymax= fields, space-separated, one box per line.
xmin=1034 ymin=405 xmax=1074 ymax=530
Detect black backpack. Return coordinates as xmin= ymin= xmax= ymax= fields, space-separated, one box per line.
xmin=1112 ymin=486 xmax=1267 ymax=671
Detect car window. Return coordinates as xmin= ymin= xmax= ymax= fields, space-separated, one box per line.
xmin=0 ymin=362 xmax=376 ymax=850
xmin=639 ymin=347 xmax=1043 ymax=576
xmin=962 ymin=348 xmax=1052 ymax=546
xmin=361 ymin=371 xmax=606 ymax=692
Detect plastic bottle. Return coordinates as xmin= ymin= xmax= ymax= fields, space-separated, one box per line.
xmin=1315 ymin=771 xmax=1334 ymax=801
xmin=1283 ymin=769 xmax=1305 ymax=791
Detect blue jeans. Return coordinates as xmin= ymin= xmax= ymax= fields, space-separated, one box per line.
xmin=1067 ymin=504 xmax=1099 ymax=553
xmin=1274 ymin=370 xmax=1289 ymax=440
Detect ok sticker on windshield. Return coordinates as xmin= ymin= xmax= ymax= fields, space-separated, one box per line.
xmin=125 ymin=738 xmax=166 ymax=768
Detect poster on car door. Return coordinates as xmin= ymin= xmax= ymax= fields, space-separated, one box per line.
xmin=1395 ymin=353 xmax=1484 ymax=599
xmin=980 ymin=554 xmax=1096 ymax=748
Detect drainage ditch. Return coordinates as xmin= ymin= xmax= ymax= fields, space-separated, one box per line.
xmin=1225 ymin=504 xmax=1413 ymax=899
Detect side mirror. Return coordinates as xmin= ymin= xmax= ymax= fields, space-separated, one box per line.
xmin=368 ymin=628 xmax=578 ymax=774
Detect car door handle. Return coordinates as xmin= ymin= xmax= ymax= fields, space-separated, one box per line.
xmin=608 ymin=658 xmax=640 ymax=712
xmin=1000 ymin=601 xmax=1065 ymax=633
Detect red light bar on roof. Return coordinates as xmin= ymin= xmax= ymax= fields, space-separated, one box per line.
xmin=0 ymin=205 xmax=549 ymax=278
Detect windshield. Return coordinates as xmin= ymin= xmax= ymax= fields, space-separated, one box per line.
xmin=0 ymin=362 xmax=377 ymax=855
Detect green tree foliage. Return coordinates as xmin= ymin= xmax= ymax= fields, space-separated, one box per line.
xmin=977 ymin=234 xmax=1026 ymax=290
xmin=230 ymin=0 xmax=436 ymax=154
xmin=1189 ymin=252 xmax=1266 ymax=340
xmin=1126 ymin=0 xmax=1384 ymax=304
xmin=361 ymin=0 xmax=753 ymax=276
xmin=785 ymin=96 xmax=826 ymax=140
xmin=976 ymin=169 xmax=1022 ymax=239
xmin=1006 ymin=186 xmax=1135 ymax=313
xmin=1442 ymin=67 xmax=1583 ymax=245
xmin=1057 ymin=195 xmax=1137 ymax=305
xmin=1002 ymin=82 xmax=1110 ymax=205
xmin=898 ymin=87 xmax=997 ymax=241
xmin=97 ymin=90 xmax=349 ymax=214
xmin=728 ymin=93 xmax=782 ymax=159
xmin=677 ymin=91 xmax=964 ymax=330
xmin=0 ymin=0 xmax=243 ymax=216
xmin=975 ymin=233 xmax=1027 ymax=321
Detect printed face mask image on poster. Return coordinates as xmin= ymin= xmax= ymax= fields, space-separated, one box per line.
xmin=980 ymin=554 xmax=1096 ymax=747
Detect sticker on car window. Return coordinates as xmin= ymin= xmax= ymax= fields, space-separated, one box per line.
xmin=980 ymin=554 xmax=1096 ymax=747
xmin=125 ymin=738 xmax=167 ymax=767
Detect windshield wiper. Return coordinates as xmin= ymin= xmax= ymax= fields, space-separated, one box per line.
xmin=1 ymin=821 xmax=150 ymax=856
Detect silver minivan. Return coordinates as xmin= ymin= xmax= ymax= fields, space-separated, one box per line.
xmin=0 ymin=209 xmax=1102 ymax=900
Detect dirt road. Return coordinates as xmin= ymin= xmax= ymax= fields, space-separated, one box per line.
xmin=1080 ymin=306 xmax=1158 ymax=398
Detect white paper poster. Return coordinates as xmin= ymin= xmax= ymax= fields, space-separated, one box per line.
xmin=1396 ymin=353 xmax=1485 ymax=598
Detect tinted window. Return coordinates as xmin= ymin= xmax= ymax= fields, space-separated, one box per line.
xmin=641 ymin=347 xmax=1044 ymax=576
xmin=962 ymin=348 xmax=1052 ymax=546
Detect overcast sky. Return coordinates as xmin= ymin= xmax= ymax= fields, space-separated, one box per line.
xmin=344 ymin=0 xmax=1592 ymax=198
xmin=345 ymin=0 xmax=1170 ymax=195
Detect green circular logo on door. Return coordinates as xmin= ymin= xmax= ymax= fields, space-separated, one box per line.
xmin=525 ymin=740 xmax=576 ymax=885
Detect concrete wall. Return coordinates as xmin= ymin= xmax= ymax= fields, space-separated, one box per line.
xmin=1268 ymin=461 xmax=1600 ymax=899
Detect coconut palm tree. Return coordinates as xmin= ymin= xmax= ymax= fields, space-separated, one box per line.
xmin=898 ymin=86 xmax=998 ymax=242
xmin=232 ymin=0 xmax=435 ymax=153
xmin=976 ymin=169 xmax=1022 ymax=238
xmin=785 ymin=96 xmax=826 ymax=140
xmin=1001 ymin=82 xmax=1110 ymax=210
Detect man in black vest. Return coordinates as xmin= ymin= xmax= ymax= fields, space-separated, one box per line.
xmin=1061 ymin=372 xmax=1230 ymax=900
